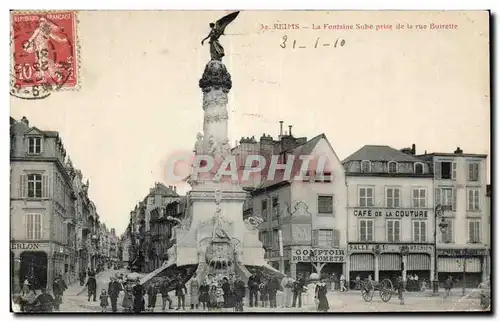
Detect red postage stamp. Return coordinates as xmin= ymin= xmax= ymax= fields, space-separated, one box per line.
xmin=10 ymin=11 xmax=79 ymax=99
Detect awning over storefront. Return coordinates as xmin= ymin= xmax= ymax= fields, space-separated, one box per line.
xmin=407 ymin=254 xmax=431 ymax=270
xmin=350 ymin=253 xmax=374 ymax=271
xmin=379 ymin=254 xmax=400 ymax=271
xmin=438 ymin=257 xmax=481 ymax=273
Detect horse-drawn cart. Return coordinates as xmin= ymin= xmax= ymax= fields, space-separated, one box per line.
xmin=361 ymin=279 xmax=398 ymax=302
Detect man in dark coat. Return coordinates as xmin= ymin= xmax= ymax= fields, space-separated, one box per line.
xmin=292 ymin=273 xmax=305 ymax=308
xmin=86 ymin=272 xmax=97 ymax=302
xmin=247 ymin=272 xmax=260 ymax=308
xmin=221 ymin=277 xmax=231 ymax=308
xmin=159 ymin=279 xmax=173 ymax=311
xmin=267 ymin=276 xmax=280 ymax=308
xmin=174 ymin=275 xmax=187 ymax=310
xmin=132 ymin=278 xmax=146 ymax=313
xmin=34 ymin=288 xmax=54 ymax=312
xmin=108 ymin=276 xmax=123 ymax=312
xmin=233 ymin=275 xmax=246 ymax=312
xmin=52 ymin=275 xmax=66 ymax=311
xmin=147 ymin=282 xmax=159 ymax=312
xmin=396 ymin=276 xmax=405 ymax=305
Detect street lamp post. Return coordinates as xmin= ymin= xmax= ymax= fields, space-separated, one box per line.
xmin=400 ymin=245 xmax=409 ymax=282
xmin=433 ymin=204 xmax=449 ymax=295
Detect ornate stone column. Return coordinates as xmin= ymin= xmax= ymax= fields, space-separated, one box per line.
xmin=199 ymin=60 xmax=232 ymax=152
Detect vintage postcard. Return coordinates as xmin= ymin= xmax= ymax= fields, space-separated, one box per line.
xmin=9 ymin=10 xmax=490 ymax=313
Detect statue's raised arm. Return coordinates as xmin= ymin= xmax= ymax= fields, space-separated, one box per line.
xmin=201 ymin=11 xmax=240 ymax=61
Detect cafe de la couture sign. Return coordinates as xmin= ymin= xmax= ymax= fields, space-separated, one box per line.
xmin=353 ymin=208 xmax=429 ymax=218
xmin=348 ymin=243 xmax=434 ymax=254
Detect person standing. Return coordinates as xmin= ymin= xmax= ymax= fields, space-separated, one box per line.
xmin=340 ymin=274 xmax=347 ymax=292
xmin=330 ymin=273 xmax=336 ymax=292
xmin=132 ymin=278 xmax=145 ymax=313
xmin=175 ymin=275 xmax=187 ymax=310
xmin=86 ymin=272 xmax=97 ymax=302
xmin=267 ymin=276 xmax=280 ymax=309
xmin=355 ymin=275 xmax=361 ymax=290
xmin=221 ymin=277 xmax=231 ymax=308
xmin=292 ymin=273 xmax=305 ymax=308
xmin=208 ymin=285 xmax=218 ymax=311
xmin=444 ymin=275 xmax=453 ymax=298
xmin=280 ymin=274 xmax=294 ymax=308
xmin=99 ymin=289 xmax=109 ymax=312
xmin=34 ymin=288 xmax=54 ymax=312
xmin=396 ymin=276 xmax=405 ymax=305
xmin=108 ymin=276 xmax=123 ymax=313
xmin=414 ymin=274 xmax=419 ymax=292
xmin=259 ymin=279 xmax=269 ymax=308
xmin=52 ymin=276 xmax=63 ymax=311
xmin=189 ymin=274 xmax=200 ymax=310
xmin=199 ymin=280 xmax=210 ymax=310
xmin=233 ymin=275 xmax=246 ymax=312
xmin=247 ymin=272 xmax=260 ymax=308
xmin=227 ymin=274 xmax=235 ymax=309
xmin=122 ymin=284 xmax=133 ymax=312
xmin=159 ymin=279 xmax=173 ymax=311
xmin=147 ymin=282 xmax=159 ymax=312
xmin=315 ymin=278 xmax=329 ymax=312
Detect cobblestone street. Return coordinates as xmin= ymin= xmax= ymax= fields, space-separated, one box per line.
xmin=52 ymin=270 xmax=485 ymax=313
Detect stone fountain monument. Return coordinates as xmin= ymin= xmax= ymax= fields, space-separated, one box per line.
xmin=139 ymin=12 xmax=283 ymax=288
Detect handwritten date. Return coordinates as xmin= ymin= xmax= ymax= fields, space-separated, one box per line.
xmin=279 ymin=35 xmax=346 ymax=49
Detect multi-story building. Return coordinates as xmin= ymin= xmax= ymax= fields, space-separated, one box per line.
xmin=99 ymin=223 xmax=110 ymax=266
xmin=343 ymin=144 xmax=435 ymax=284
xmin=10 ymin=116 xmax=77 ymax=292
xmin=417 ymin=147 xmax=490 ymax=286
xmin=125 ymin=183 xmax=184 ymax=273
xmin=243 ymin=126 xmax=347 ymax=280
xmin=72 ymin=168 xmax=94 ymax=279
xmin=149 ymin=194 xmax=186 ymax=271
xmin=108 ymin=228 xmax=119 ymax=263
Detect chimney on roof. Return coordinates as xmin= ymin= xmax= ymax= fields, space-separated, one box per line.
xmin=454 ymin=147 xmax=463 ymax=154
xmin=411 ymin=144 xmax=416 ymax=155
xmin=288 ymin=125 xmax=293 ymax=137
xmin=279 ymin=121 xmax=284 ymax=138
xmin=21 ymin=116 xmax=29 ymax=126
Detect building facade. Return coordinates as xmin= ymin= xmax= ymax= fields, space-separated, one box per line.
xmin=10 ymin=117 xmax=77 ymax=292
xmin=126 ymin=183 xmax=185 ymax=273
xmin=343 ymin=144 xmax=435 ymax=284
xmin=149 ymin=196 xmax=185 ymax=271
xmin=417 ymin=147 xmax=490 ymax=286
xmin=242 ymin=128 xmax=347 ymax=280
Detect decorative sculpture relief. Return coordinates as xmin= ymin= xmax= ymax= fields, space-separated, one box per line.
xmin=194 ymin=132 xmax=204 ymax=155
xmin=204 ymin=114 xmax=229 ymax=124
xmin=219 ymin=139 xmax=231 ymax=158
xmin=207 ymin=135 xmax=219 ymax=155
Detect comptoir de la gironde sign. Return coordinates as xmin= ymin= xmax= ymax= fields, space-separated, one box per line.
xmin=352 ymin=208 xmax=429 ymax=218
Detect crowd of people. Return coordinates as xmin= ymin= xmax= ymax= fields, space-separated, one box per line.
xmin=16 ymin=273 xmax=68 ymax=312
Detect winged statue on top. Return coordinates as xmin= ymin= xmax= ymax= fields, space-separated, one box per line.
xmin=201 ymin=11 xmax=240 ymax=61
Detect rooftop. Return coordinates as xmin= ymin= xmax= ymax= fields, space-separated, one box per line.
xmin=343 ymin=145 xmax=423 ymax=163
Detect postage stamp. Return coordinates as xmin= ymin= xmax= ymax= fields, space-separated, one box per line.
xmin=10 ymin=11 xmax=79 ymax=100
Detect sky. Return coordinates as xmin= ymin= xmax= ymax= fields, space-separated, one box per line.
xmin=10 ymin=10 xmax=490 ymax=235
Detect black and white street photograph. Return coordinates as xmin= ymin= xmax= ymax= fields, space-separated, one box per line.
xmin=8 ymin=8 xmax=491 ymax=314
